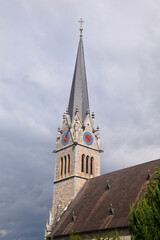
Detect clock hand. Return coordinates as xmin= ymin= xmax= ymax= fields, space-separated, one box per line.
xmin=86 ymin=135 xmax=90 ymax=141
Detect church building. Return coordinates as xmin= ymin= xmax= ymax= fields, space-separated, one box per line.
xmin=45 ymin=21 xmax=160 ymax=240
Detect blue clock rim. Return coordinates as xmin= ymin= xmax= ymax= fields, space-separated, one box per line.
xmin=62 ymin=132 xmax=70 ymax=146
xmin=83 ymin=132 xmax=93 ymax=145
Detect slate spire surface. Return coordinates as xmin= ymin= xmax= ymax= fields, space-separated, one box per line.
xmin=68 ymin=33 xmax=89 ymax=122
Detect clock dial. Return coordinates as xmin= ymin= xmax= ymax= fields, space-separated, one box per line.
xmin=62 ymin=132 xmax=70 ymax=146
xmin=83 ymin=132 xmax=93 ymax=145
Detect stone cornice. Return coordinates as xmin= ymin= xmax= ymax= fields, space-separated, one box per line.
xmin=52 ymin=142 xmax=103 ymax=153
xmin=54 ymin=175 xmax=88 ymax=184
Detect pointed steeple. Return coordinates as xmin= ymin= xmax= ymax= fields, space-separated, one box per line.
xmin=45 ymin=22 xmax=101 ymax=238
xmin=68 ymin=30 xmax=89 ymax=122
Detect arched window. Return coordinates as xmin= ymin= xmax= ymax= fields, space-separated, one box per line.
xmin=61 ymin=157 xmax=63 ymax=176
xmin=81 ymin=154 xmax=85 ymax=172
xmin=90 ymin=157 xmax=94 ymax=175
xmin=64 ymin=156 xmax=67 ymax=175
xmin=86 ymin=156 xmax=89 ymax=174
xmin=68 ymin=154 xmax=70 ymax=173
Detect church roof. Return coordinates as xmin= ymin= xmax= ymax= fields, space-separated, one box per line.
xmin=68 ymin=36 xmax=89 ymax=122
xmin=50 ymin=158 xmax=160 ymax=237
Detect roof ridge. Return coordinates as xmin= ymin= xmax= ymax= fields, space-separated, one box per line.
xmin=88 ymin=158 xmax=160 ymax=181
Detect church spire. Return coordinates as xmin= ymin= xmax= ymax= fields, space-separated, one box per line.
xmin=45 ymin=22 xmax=101 ymax=238
xmin=68 ymin=20 xmax=89 ymax=122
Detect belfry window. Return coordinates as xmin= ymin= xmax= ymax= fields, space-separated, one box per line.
xmin=68 ymin=154 xmax=70 ymax=173
xmin=86 ymin=156 xmax=89 ymax=174
xmin=61 ymin=157 xmax=63 ymax=176
xmin=81 ymin=154 xmax=85 ymax=172
xmin=64 ymin=156 xmax=67 ymax=175
xmin=91 ymin=157 xmax=93 ymax=175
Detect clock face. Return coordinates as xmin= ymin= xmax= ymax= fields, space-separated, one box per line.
xmin=62 ymin=132 xmax=70 ymax=146
xmin=83 ymin=132 xmax=93 ymax=145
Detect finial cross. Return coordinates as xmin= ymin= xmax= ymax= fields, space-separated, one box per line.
xmin=79 ymin=18 xmax=84 ymax=28
xmin=79 ymin=18 xmax=84 ymax=36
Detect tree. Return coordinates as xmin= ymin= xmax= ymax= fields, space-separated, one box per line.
xmin=129 ymin=167 xmax=160 ymax=240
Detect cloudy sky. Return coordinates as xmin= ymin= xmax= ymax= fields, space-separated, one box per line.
xmin=0 ymin=0 xmax=160 ymax=239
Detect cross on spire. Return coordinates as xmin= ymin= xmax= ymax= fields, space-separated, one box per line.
xmin=79 ymin=18 xmax=84 ymax=36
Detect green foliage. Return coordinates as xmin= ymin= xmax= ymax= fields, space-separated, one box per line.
xmin=45 ymin=236 xmax=50 ymax=240
xmin=69 ymin=230 xmax=120 ymax=240
xmin=70 ymin=231 xmax=82 ymax=240
xmin=112 ymin=230 xmax=121 ymax=240
xmin=129 ymin=167 xmax=160 ymax=240
xmin=45 ymin=236 xmax=53 ymax=240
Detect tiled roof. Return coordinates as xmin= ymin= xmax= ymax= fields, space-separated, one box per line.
xmin=50 ymin=159 xmax=160 ymax=237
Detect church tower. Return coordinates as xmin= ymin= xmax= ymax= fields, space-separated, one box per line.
xmin=45 ymin=20 xmax=102 ymax=237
